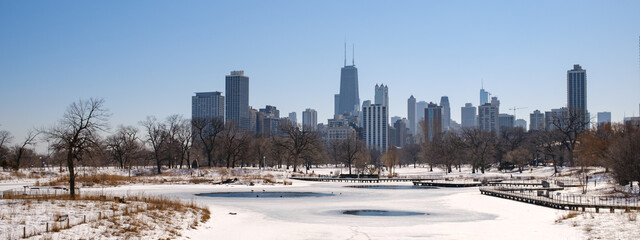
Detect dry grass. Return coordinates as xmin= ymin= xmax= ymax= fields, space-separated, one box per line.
xmin=42 ymin=174 xmax=132 ymax=187
xmin=1 ymin=192 xmax=210 ymax=239
xmin=556 ymin=211 xmax=581 ymax=223
xmin=628 ymin=212 xmax=637 ymax=221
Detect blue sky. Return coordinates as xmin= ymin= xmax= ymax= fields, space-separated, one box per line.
xmin=1 ymin=1 xmax=639 ymax=151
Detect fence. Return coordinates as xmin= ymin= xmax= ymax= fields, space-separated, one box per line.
xmin=2 ymin=203 xmax=148 ymax=239
xmin=480 ymin=186 xmax=640 ymax=211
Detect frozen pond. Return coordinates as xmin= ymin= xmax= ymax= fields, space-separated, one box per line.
xmin=197 ymin=191 xmax=334 ymax=198
xmin=341 ymin=209 xmax=426 ymax=216
xmin=101 ymin=180 xmax=584 ymax=239
xmin=345 ymin=185 xmax=437 ymax=190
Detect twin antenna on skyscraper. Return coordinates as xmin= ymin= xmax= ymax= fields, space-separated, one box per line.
xmin=344 ymin=41 xmax=355 ymax=67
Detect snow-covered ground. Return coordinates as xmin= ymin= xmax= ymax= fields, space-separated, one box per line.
xmin=101 ymin=180 xmax=582 ymax=240
xmin=3 ymin=166 xmax=639 ymax=239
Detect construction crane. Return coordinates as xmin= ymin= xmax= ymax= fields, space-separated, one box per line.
xmin=509 ymin=106 xmax=528 ymax=119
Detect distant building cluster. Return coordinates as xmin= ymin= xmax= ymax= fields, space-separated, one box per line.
xmin=193 ymin=47 xmax=620 ymax=153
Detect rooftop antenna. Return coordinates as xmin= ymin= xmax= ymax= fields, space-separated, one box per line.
xmin=352 ymin=43 xmax=355 ymax=66
xmin=481 ymin=78 xmax=484 ymax=89
xmin=344 ymin=40 xmax=347 ymax=67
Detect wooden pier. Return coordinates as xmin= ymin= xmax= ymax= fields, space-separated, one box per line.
xmin=413 ymin=181 xmax=482 ymax=187
xmin=480 ymin=187 xmax=640 ymax=212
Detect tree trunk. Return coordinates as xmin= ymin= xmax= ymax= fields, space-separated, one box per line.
xmin=66 ymin=149 xmax=76 ymax=199
xmin=155 ymin=152 xmax=162 ymax=174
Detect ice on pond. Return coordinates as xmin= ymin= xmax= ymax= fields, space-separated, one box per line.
xmin=341 ymin=209 xmax=427 ymax=216
xmin=196 ymin=191 xmax=334 ymax=198
xmin=346 ymin=185 xmax=437 ymax=190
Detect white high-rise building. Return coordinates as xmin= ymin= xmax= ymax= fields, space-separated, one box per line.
xmin=375 ymin=84 xmax=389 ymax=107
xmin=478 ymin=97 xmax=500 ymax=133
xmin=362 ymin=100 xmax=388 ymax=153
xmin=192 ymin=92 xmax=224 ymax=121
xmin=407 ymin=95 xmax=416 ymax=135
xmin=302 ymin=108 xmax=318 ymax=131
xmin=440 ymin=96 xmax=451 ymax=131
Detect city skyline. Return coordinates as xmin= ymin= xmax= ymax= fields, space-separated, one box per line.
xmin=1 ymin=1 xmax=640 ymax=152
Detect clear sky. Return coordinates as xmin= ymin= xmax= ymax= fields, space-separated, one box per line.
xmin=1 ymin=0 xmax=639 ymax=152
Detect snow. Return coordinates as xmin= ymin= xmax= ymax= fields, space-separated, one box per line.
xmin=3 ymin=166 xmax=638 ymax=239
xmin=98 ymin=180 xmax=582 ymax=240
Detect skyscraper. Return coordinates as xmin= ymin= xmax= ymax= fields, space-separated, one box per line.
xmin=375 ymin=84 xmax=389 ymax=107
xmin=225 ymin=70 xmax=250 ymax=130
xmin=302 ymin=108 xmax=318 ymax=131
xmin=480 ymin=88 xmax=489 ymax=106
xmin=597 ymin=112 xmax=611 ymax=126
xmin=416 ymin=101 xmax=428 ymax=135
xmin=391 ymin=119 xmax=407 ymax=147
xmin=498 ymin=114 xmax=515 ymax=130
xmin=416 ymin=101 xmax=428 ymax=122
xmin=529 ymin=110 xmax=545 ymax=131
xmin=440 ymin=96 xmax=451 ymax=131
xmin=545 ymin=108 xmax=568 ymax=131
xmin=461 ymin=103 xmax=477 ymax=128
xmin=362 ymin=100 xmax=388 ymax=152
xmin=259 ymin=105 xmax=280 ymax=136
xmin=407 ymin=95 xmax=416 ymax=135
xmin=337 ymin=46 xmax=360 ymax=117
xmin=478 ymin=97 xmax=500 ymax=133
xmin=334 ymin=94 xmax=340 ymax=116
xmin=288 ymin=112 xmax=297 ymax=125
xmin=515 ymin=119 xmax=527 ymax=130
xmin=567 ymin=64 xmax=588 ymax=124
xmin=192 ymin=92 xmax=224 ymax=121
xmin=424 ymin=102 xmax=443 ymax=142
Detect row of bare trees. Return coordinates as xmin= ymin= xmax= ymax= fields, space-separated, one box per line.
xmin=3 ymin=98 xmax=639 ymax=197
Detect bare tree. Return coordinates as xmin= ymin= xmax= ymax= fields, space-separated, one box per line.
xmin=382 ymin=147 xmax=399 ymax=176
xmin=552 ymin=109 xmax=590 ymax=166
xmin=424 ymin=131 xmax=462 ymax=174
xmin=0 ymin=129 xmax=12 ymax=149
xmin=140 ymin=116 xmax=168 ymax=174
xmin=496 ymin=127 xmax=526 ymax=171
xmin=175 ymin=118 xmax=193 ymax=169
xmin=106 ymin=125 xmax=140 ymax=172
xmin=220 ymin=122 xmax=250 ymax=168
xmin=42 ymin=98 xmax=109 ymax=198
xmin=337 ymin=133 xmax=367 ymax=175
xmin=461 ymin=128 xmax=495 ymax=174
xmin=606 ymin=125 xmax=640 ymax=189
xmin=401 ymin=144 xmax=421 ymax=168
xmin=275 ymin=121 xmax=322 ymax=172
xmin=0 ymin=129 xmax=13 ymax=169
xmin=327 ymin=140 xmax=342 ymax=168
xmin=504 ymin=147 xmax=530 ymax=173
xmin=192 ymin=117 xmax=225 ymax=167
xmin=528 ymin=130 xmax=563 ymax=173
xmin=11 ymin=130 xmax=39 ymax=170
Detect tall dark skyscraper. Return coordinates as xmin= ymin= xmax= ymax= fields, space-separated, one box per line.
xmin=567 ymin=64 xmax=587 ymax=123
xmin=424 ymin=102 xmax=443 ymax=142
xmin=336 ymin=45 xmax=360 ymax=117
xmin=225 ymin=70 xmax=250 ymax=130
